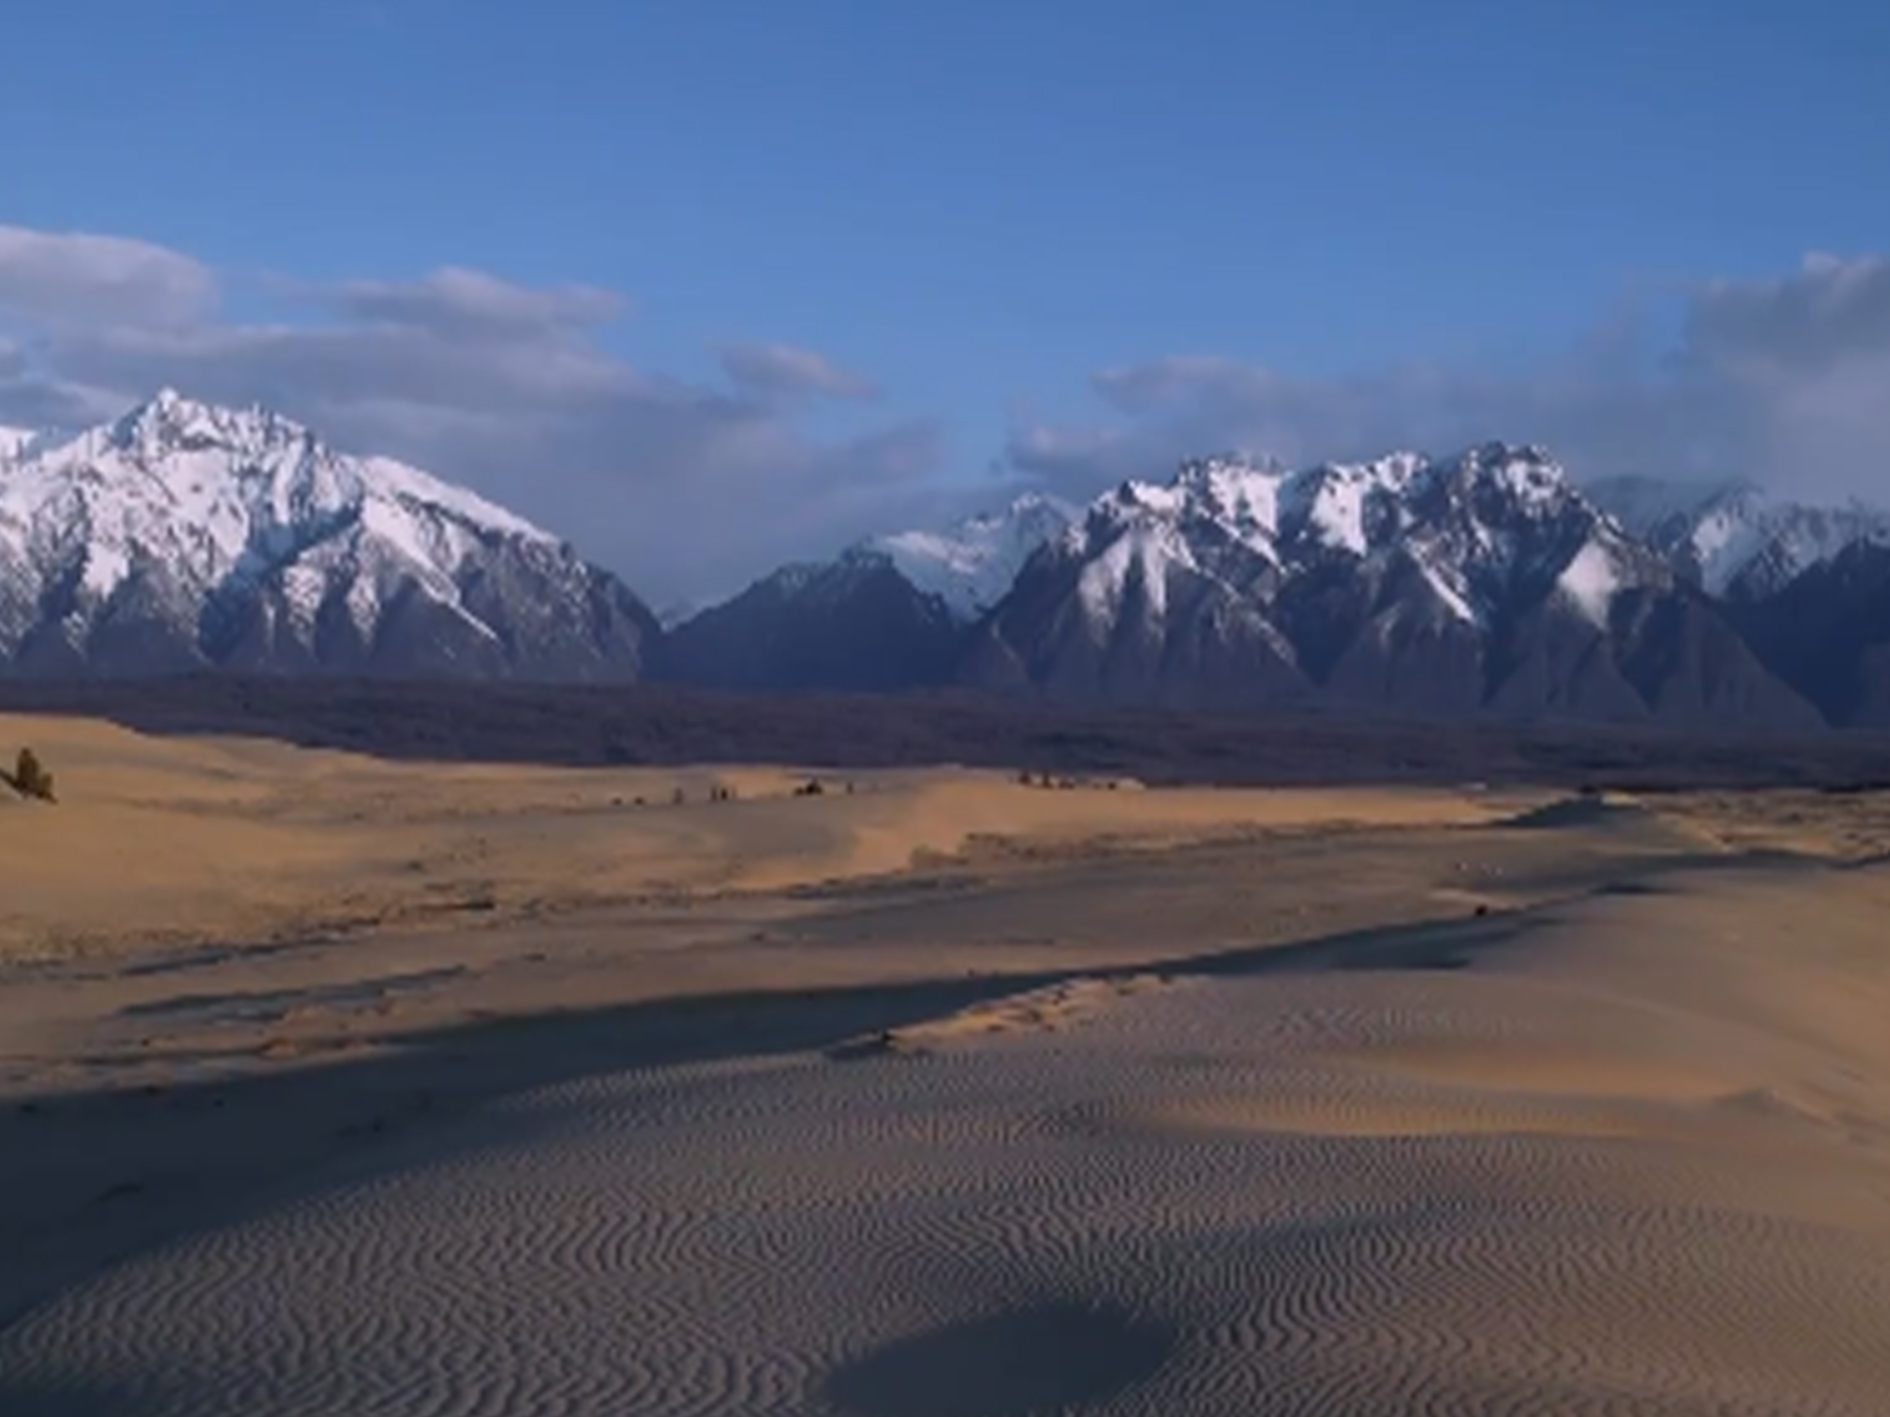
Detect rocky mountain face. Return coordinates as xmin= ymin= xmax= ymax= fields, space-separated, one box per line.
xmin=655 ymin=551 xmax=965 ymax=692
xmin=1588 ymin=476 xmax=1890 ymax=601
xmin=659 ymin=493 xmax=1077 ymax=692
xmin=1726 ymin=543 xmax=1890 ymax=728
xmin=961 ymin=445 xmax=1817 ymax=727
xmin=0 ymin=391 xmax=658 ymax=680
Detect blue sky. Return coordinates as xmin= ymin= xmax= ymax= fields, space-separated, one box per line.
xmin=2 ymin=1 xmax=1887 ymax=599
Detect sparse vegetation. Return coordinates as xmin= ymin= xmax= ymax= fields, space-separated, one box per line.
xmin=2 ymin=747 xmax=56 ymax=803
xmin=1015 ymin=768 xmax=1119 ymax=793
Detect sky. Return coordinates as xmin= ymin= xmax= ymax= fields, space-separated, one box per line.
xmin=2 ymin=1 xmax=1888 ymax=603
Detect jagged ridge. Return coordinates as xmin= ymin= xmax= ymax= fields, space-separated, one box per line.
xmin=1588 ymin=475 xmax=1890 ymax=600
xmin=671 ymin=443 xmax=1880 ymax=727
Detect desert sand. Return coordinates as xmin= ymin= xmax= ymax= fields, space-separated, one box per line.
xmin=1 ymin=712 xmax=1888 ymax=1414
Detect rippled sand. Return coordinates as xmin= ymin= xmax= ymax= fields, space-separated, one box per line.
xmin=2 ymin=716 xmax=1888 ymax=1414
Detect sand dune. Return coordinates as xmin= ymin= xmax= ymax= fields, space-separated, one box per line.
xmin=4 ymin=869 xmax=1889 ymax=1414
xmin=0 ymin=712 xmax=1508 ymax=960
xmin=2 ymin=715 xmax=1888 ymax=1414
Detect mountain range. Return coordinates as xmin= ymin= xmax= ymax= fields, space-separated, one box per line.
xmin=2 ymin=392 xmax=1886 ymax=728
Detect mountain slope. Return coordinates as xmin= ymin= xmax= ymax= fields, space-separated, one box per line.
xmin=969 ymin=444 xmax=1817 ymax=727
xmin=0 ymin=391 xmax=658 ymax=680
xmin=655 ymin=551 xmax=963 ymax=692
xmin=963 ymin=461 xmax=1311 ymax=710
xmin=1589 ymin=476 xmax=1890 ymax=601
xmin=1728 ymin=543 xmax=1890 ymax=727
xmin=660 ymin=493 xmax=1076 ymax=692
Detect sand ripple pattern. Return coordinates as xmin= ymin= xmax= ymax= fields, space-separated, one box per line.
xmin=4 ymin=973 xmax=1889 ymax=1415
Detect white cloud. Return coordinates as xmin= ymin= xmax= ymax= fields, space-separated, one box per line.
xmin=0 ymin=224 xmax=216 ymax=328
xmin=315 ymin=265 xmax=627 ymax=339
xmin=0 ymin=225 xmax=943 ymax=602
xmin=8 ymin=221 xmax=1887 ymax=602
xmin=717 ymin=341 xmax=879 ymax=401
xmin=1009 ymin=254 xmax=1890 ymax=506
xmin=1688 ymin=253 xmax=1890 ymax=373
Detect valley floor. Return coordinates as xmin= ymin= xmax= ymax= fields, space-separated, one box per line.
xmin=1 ymin=714 xmax=1888 ymax=1414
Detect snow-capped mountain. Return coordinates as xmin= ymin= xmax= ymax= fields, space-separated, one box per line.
xmin=1053 ymin=443 xmax=1658 ymax=633
xmin=0 ymin=390 xmax=658 ymax=679
xmin=0 ymin=426 xmax=37 ymax=461
xmin=1588 ymin=476 xmax=1890 ymax=601
xmin=865 ymin=491 xmax=1078 ymax=621
xmin=658 ymin=493 xmax=1077 ymax=691
xmin=964 ymin=443 xmax=1816 ymax=726
xmin=661 ymin=442 xmax=1824 ymax=725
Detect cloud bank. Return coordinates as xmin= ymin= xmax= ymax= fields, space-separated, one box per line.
xmin=3 ymin=220 xmax=1886 ymax=602
xmin=0 ymin=224 xmax=936 ymax=602
xmin=717 ymin=341 xmax=879 ymax=401
xmin=1007 ymin=254 xmax=1890 ymax=506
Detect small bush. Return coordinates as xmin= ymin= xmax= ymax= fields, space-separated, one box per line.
xmin=5 ymin=747 xmax=56 ymax=803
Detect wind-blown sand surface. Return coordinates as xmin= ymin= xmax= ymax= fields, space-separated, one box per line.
xmin=2 ymin=714 xmax=1888 ymax=1414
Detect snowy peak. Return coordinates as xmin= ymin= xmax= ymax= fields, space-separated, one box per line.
xmin=1053 ymin=441 xmax=1640 ymax=634
xmin=969 ymin=441 xmax=1826 ymax=725
xmin=0 ymin=425 xmax=36 ymax=462
xmin=107 ymin=387 xmax=302 ymax=460
xmin=1074 ymin=516 xmax=1198 ymax=629
xmin=1114 ymin=453 xmax=1281 ymax=527
xmin=1582 ymin=474 xmax=1738 ymax=533
xmin=1588 ymin=475 xmax=1890 ymax=599
xmin=1425 ymin=441 xmax=1567 ymax=502
xmin=1092 ymin=443 xmax=1577 ymax=556
xmin=0 ymin=391 xmax=652 ymax=679
xmin=36 ymin=388 xmax=555 ymax=549
xmin=861 ymin=490 xmax=1078 ymax=620
xmin=1276 ymin=453 xmax=1425 ymax=554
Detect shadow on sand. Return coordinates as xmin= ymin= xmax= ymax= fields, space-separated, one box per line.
xmin=0 ymin=849 xmax=1809 ymax=1413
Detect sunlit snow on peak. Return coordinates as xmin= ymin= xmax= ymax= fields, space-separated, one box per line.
xmin=868 ymin=491 xmax=1078 ymax=619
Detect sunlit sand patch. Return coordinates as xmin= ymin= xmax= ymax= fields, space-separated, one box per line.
xmin=833 ymin=973 xmax=1180 ymax=1058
